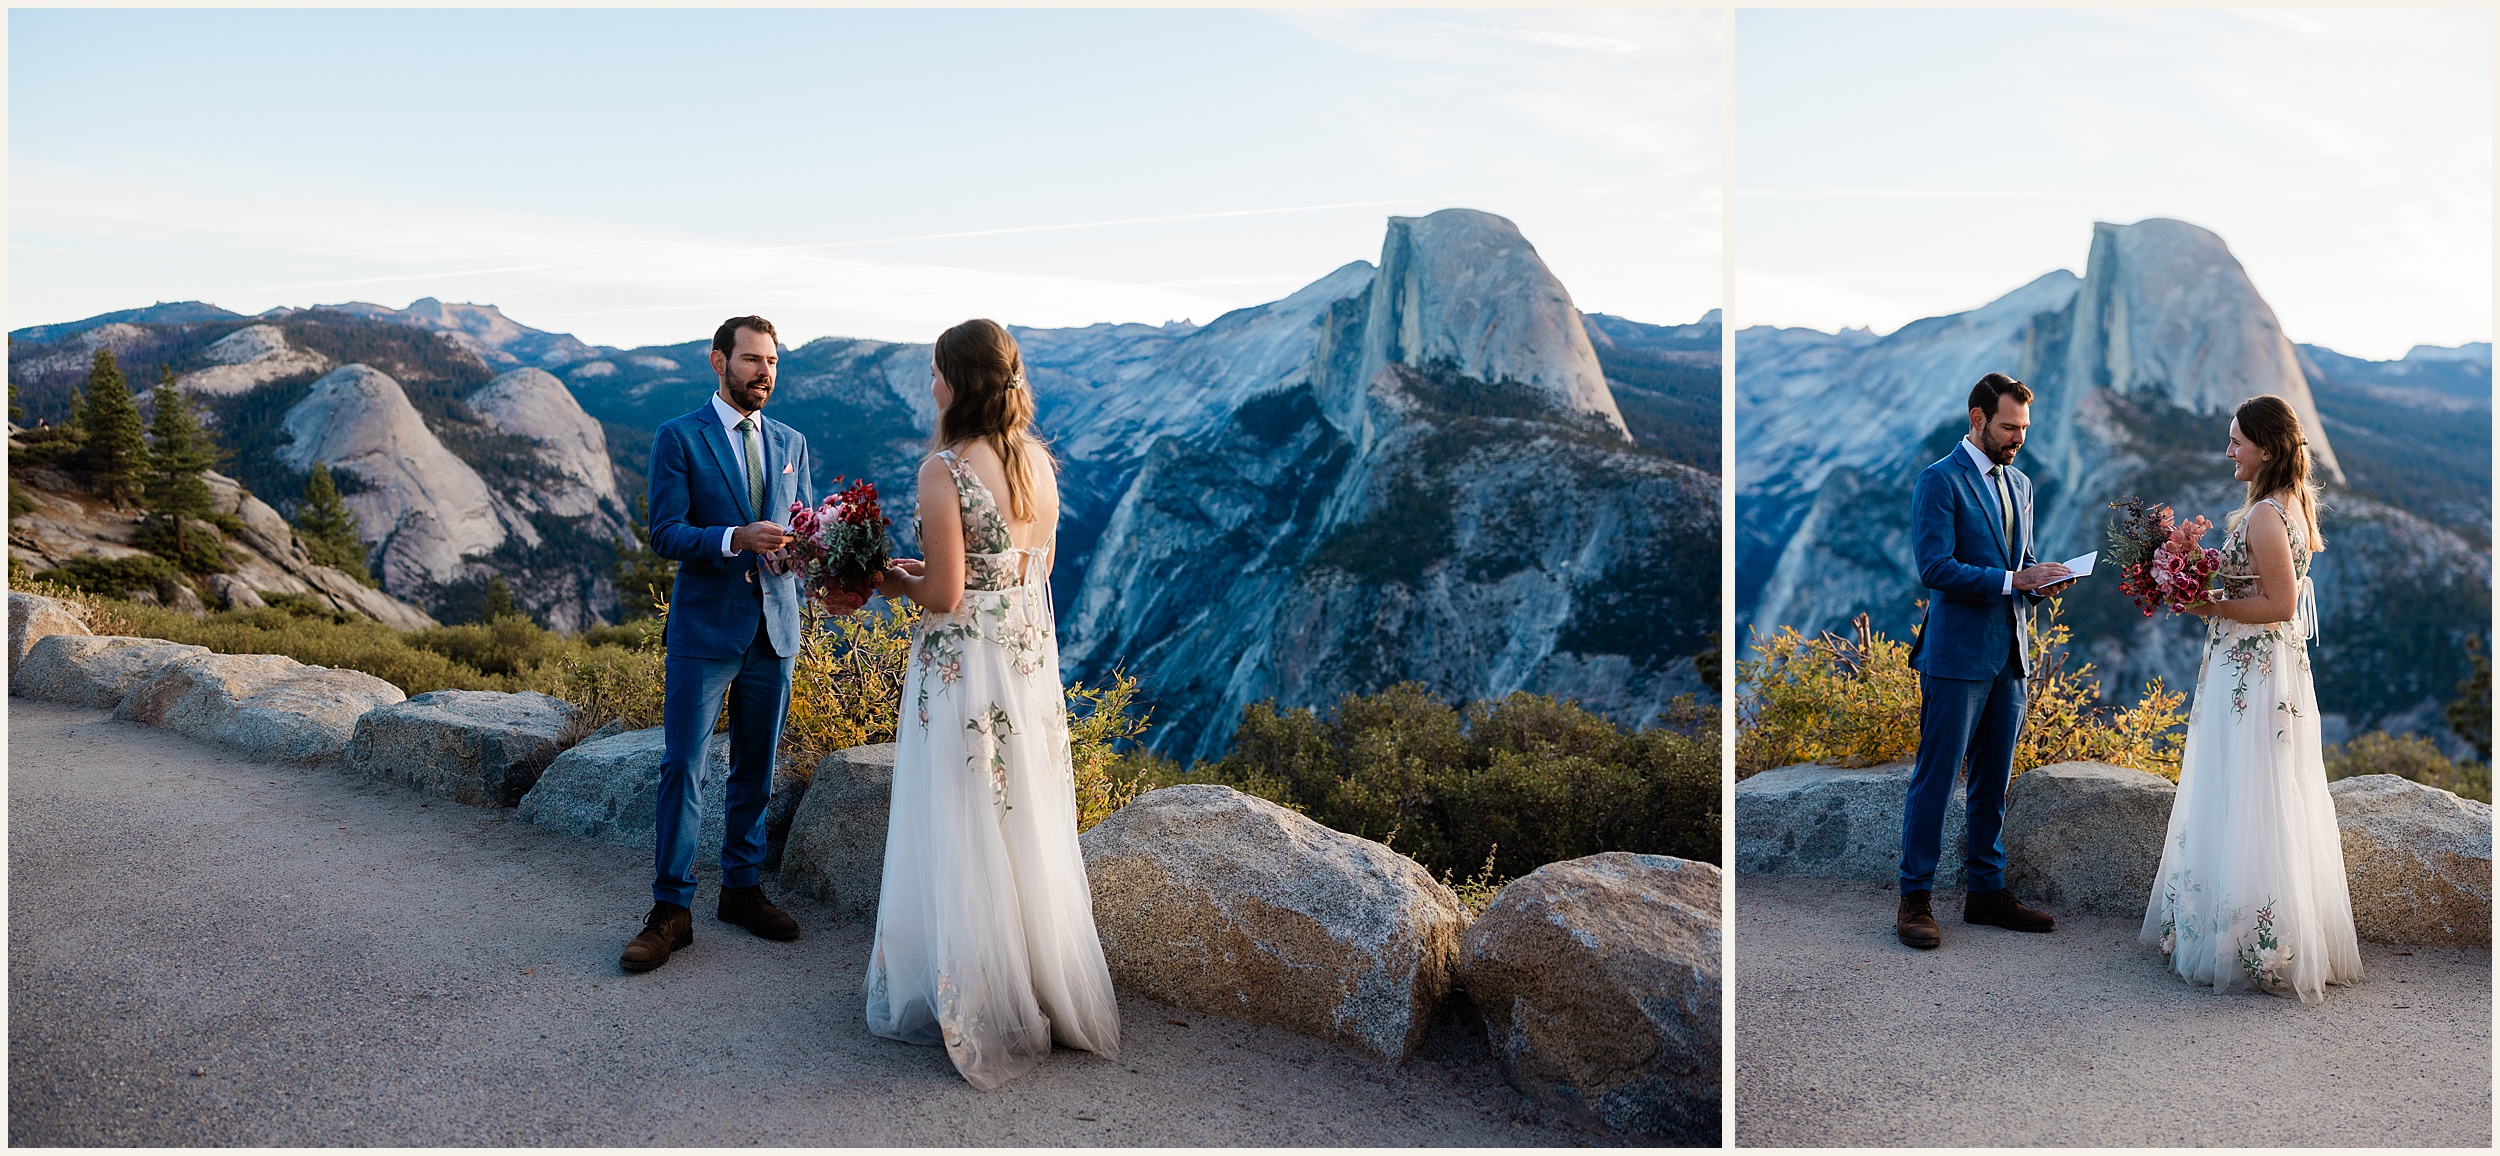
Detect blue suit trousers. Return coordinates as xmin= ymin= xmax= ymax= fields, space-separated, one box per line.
xmin=1899 ymin=663 xmax=2028 ymax=895
xmin=654 ymin=618 xmax=792 ymax=907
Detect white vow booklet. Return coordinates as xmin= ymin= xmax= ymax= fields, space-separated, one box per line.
xmin=2058 ymin=551 xmax=2097 ymax=578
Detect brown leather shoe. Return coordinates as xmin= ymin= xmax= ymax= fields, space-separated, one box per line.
xmin=718 ymin=885 xmax=800 ymax=941
xmin=1964 ymin=887 xmax=2056 ymax=932
xmin=620 ymin=901 xmax=692 ymax=973
xmin=1897 ymin=890 xmax=1941 ymax=950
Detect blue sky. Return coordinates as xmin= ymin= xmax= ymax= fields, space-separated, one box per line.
xmin=1738 ymin=8 xmax=2491 ymax=360
xmin=9 ymin=8 xmax=1720 ymax=349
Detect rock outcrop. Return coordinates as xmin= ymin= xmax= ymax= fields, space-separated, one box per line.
xmin=1078 ymin=784 xmax=1467 ymax=1064
xmin=176 ymin=324 xmax=332 ymax=396
xmin=7 ymin=457 xmax=436 ymax=630
xmin=1057 ymin=210 xmax=1716 ymax=759
xmin=778 ymin=743 xmax=897 ymax=920
xmin=1458 ymin=853 xmax=1720 ymax=1142
xmin=2002 ymin=762 xmax=2177 ymax=914
xmin=9 ymin=591 xmax=91 ymax=679
xmin=1734 ymin=762 xmax=1964 ymax=888
xmin=2039 ymin=219 xmax=2339 ymax=485
xmin=1346 ymin=209 xmax=1626 ymax=438
xmin=2331 ymin=774 xmax=2492 ymax=946
xmin=516 ymin=725 xmax=743 ymax=865
xmin=11 ymin=634 xmax=208 ymax=707
xmin=346 ymin=690 xmax=580 ymax=807
xmin=113 ymin=650 xmax=406 ymax=763
xmin=278 ymin=364 xmax=514 ymax=595
xmin=466 ymin=368 xmax=630 ymax=537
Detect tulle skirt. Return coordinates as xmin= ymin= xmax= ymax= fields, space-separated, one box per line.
xmin=2140 ymin=620 xmax=2363 ymax=1005
xmin=864 ymin=584 xmax=1121 ymax=1089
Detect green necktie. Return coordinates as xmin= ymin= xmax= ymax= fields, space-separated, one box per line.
xmin=737 ymin=416 xmax=764 ymax=519
xmin=1989 ymin=465 xmax=2014 ymax=557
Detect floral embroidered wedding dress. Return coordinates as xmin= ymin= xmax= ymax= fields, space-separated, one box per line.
xmin=2140 ymin=498 xmax=2362 ymax=1004
xmin=864 ymin=450 xmax=1121 ymax=1088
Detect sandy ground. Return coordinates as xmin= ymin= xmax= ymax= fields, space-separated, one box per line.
xmin=1734 ymin=872 xmax=2492 ymax=1147
xmin=7 ymin=700 xmax=1622 ymax=1146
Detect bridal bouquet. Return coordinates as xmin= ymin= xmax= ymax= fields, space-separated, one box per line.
xmin=2106 ymin=496 xmax=2222 ymax=617
xmin=766 ymin=477 xmax=893 ymax=615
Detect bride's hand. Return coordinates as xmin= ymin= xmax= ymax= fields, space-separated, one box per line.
xmin=890 ymin=558 xmax=926 ymax=577
xmin=2182 ymin=594 xmax=2224 ymax=616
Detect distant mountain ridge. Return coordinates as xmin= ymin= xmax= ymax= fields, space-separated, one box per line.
xmin=1738 ymin=217 xmax=2490 ymax=751
xmin=8 ymin=209 xmax=1716 ymax=753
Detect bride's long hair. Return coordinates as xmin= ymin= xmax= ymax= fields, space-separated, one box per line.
xmin=2231 ymin=394 xmax=2325 ymax=552
xmin=932 ymin=318 xmax=1054 ymax=524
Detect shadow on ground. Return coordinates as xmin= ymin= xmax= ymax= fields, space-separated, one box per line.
xmin=1735 ymin=872 xmax=2491 ymax=1147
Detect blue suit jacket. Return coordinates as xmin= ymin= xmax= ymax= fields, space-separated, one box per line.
xmin=1907 ymin=446 xmax=2044 ymax=681
xmin=647 ymin=403 xmax=814 ymax=661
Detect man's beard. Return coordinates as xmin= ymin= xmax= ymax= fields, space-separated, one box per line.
xmin=1978 ymin=429 xmax=2019 ymax=465
xmin=724 ymin=371 xmax=772 ymax=409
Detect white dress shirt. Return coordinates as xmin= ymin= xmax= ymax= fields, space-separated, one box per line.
xmin=711 ymin=392 xmax=768 ymax=557
xmin=1962 ymin=436 xmax=2017 ymax=595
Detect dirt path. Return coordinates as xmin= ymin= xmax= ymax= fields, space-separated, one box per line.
xmin=1734 ymin=872 xmax=2492 ymax=1147
xmin=7 ymin=700 xmax=1610 ymax=1146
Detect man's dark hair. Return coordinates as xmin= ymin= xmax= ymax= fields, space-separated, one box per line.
xmin=712 ymin=315 xmax=778 ymax=357
xmin=1968 ymin=372 xmax=2034 ymax=417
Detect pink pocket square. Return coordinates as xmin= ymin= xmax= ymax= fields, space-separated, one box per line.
xmin=781 ymin=462 xmax=794 ymax=474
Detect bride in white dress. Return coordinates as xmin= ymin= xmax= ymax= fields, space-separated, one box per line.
xmin=865 ymin=318 xmax=1121 ymax=1088
xmin=2140 ymin=394 xmax=2364 ymax=1005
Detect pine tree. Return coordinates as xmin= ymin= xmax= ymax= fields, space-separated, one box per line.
xmin=138 ymin=371 xmax=228 ymax=571
xmin=2450 ymin=635 xmax=2491 ymax=763
xmin=8 ymin=381 xmax=22 ymax=425
xmin=294 ymin=461 xmax=374 ymax=587
xmin=611 ymin=493 xmax=677 ymax=621
xmin=74 ymin=350 xmax=150 ymax=505
xmin=482 ymin=575 xmax=522 ymax=622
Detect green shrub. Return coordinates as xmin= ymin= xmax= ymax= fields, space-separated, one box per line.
xmin=582 ymin=620 xmax=658 ymax=650
xmin=35 ymin=554 xmax=190 ymax=602
xmin=1156 ymin=683 xmax=1719 ymax=883
xmin=520 ymin=639 xmax=667 ymax=737
xmin=114 ymin=601 xmax=506 ymax=695
xmin=130 ymin=516 xmax=235 ymax=575
xmin=2326 ymin=730 xmax=2492 ymax=804
xmin=408 ymin=614 xmax=566 ymax=678
xmin=1738 ymin=599 xmax=2188 ymax=780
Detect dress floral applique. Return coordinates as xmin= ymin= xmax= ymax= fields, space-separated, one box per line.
xmin=2140 ymin=497 xmax=2360 ymax=1006
xmin=863 ymin=447 xmax=1119 ymax=1091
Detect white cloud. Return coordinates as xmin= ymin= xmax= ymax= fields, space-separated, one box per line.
xmin=7 ymin=163 xmax=1251 ymax=346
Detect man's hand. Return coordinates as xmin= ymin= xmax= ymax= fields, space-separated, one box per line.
xmin=731 ymin=521 xmax=792 ymax=555
xmin=2011 ymin=562 xmax=2073 ymax=592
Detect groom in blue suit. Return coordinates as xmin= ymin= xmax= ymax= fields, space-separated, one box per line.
xmin=620 ymin=315 xmax=817 ymax=973
xmin=1897 ymin=373 xmax=2074 ymax=950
